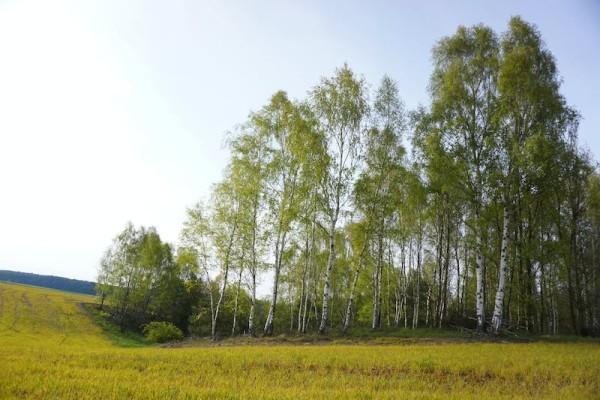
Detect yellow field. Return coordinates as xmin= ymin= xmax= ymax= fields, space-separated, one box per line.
xmin=0 ymin=282 xmax=599 ymax=399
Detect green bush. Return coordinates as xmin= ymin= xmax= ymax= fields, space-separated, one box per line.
xmin=143 ymin=321 xmax=184 ymax=343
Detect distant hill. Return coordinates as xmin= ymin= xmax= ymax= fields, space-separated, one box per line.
xmin=0 ymin=270 xmax=96 ymax=295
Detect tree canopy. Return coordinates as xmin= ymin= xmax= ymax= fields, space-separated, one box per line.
xmin=98 ymin=17 xmax=600 ymax=338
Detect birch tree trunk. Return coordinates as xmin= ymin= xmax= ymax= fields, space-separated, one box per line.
xmin=319 ymin=217 xmax=337 ymax=334
xmin=248 ymin=198 xmax=259 ymax=337
xmin=264 ymin=232 xmax=287 ymax=336
xmin=474 ymin=209 xmax=486 ymax=331
xmin=297 ymin=236 xmax=309 ymax=333
xmin=248 ymin=266 xmax=256 ymax=336
xmin=212 ymin=223 xmax=236 ymax=340
xmin=412 ymin=229 xmax=422 ymax=329
xmin=212 ymin=263 xmax=230 ymax=340
xmin=342 ymin=244 xmax=366 ymax=333
xmin=301 ymin=220 xmax=316 ymax=333
xmin=372 ymin=234 xmax=384 ymax=329
xmin=475 ymin=242 xmax=485 ymax=331
xmin=231 ymin=262 xmax=244 ymax=336
xmin=492 ymin=205 xmax=510 ymax=333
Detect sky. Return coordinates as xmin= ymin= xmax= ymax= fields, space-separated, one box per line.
xmin=1 ymin=0 xmax=599 ymax=292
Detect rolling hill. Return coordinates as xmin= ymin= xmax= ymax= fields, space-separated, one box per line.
xmin=0 ymin=269 xmax=96 ymax=295
xmin=0 ymin=281 xmax=599 ymax=399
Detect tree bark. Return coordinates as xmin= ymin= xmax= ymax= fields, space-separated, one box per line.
xmin=264 ymin=231 xmax=287 ymax=336
xmin=231 ymin=262 xmax=244 ymax=336
xmin=475 ymin=240 xmax=485 ymax=331
xmin=319 ymin=217 xmax=338 ymax=334
xmin=248 ymin=197 xmax=259 ymax=337
xmin=491 ymin=205 xmax=510 ymax=333
xmin=212 ymin=222 xmax=237 ymax=340
xmin=343 ymin=243 xmax=367 ymax=333
xmin=412 ymin=227 xmax=422 ymax=329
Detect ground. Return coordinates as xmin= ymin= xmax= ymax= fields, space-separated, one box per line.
xmin=0 ymin=281 xmax=599 ymax=399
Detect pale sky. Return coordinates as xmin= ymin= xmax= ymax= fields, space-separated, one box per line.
xmin=1 ymin=0 xmax=599 ymax=288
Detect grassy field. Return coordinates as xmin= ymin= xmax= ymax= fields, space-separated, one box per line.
xmin=0 ymin=282 xmax=599 ymax=399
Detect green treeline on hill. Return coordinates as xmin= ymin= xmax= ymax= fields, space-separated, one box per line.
xmin=0 ymin=270 xmax=95 ymax=295
xmin=97 ymin=17 xmax=600 ymax=339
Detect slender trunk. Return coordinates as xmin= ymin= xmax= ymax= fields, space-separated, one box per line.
xmin=231 ymin=262 xmax=244 ymax=336
xmin=289 ymin=283 xmax=295 ymax=333
xmin=394 ymin=242 xmax=406 ymax=327
xmin=491 ymin=205 xmax=510 ymax=333
xmin=440 ymin=210 xmax=451 ymax=327
xmin=386 ymin=244 xmax=394 ymax=327
xmin=302 ymin=217 xmax=317 ymax=333
xmin=425 ymin=285 xmax=431 ymax=327
xmin=402 ymin=243 xmax=408 ymax=328
xmin=343 ymin=244 xmax=367 ymax=333
xmin=264 ymin=232 xmax=287 ymax=336
xmin=319 ymin=216 xmax=338 ymax=334
xmin=372 ymin=233 xmax=384 ymax=329
xmin=412 ymin=226 xmax=422 ymax=329
xmin=454 ymin=231 xmax=461 ymax=317
xmin=248 ymin=199 xmax=259 ymax=337
xmin=212 ymin=222 xmax=237 ymax=340
xmin=212 ymin=266 xmax=229 ymax=340
xmin=475 ymin=209 xmax=486 ymax=331
xmin=297 ymin=235 xmax=309 ymax=333
xmin=435 ymin=213 xmax=443 ymax=327
xmin=462 ymin=245 xmax=469 ymax=317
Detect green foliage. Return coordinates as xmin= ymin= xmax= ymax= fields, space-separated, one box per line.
xmin=95 ymin=17 xmax=599 ymax=339
xmin=97 ymin=223 xmax=197 ymax=332
xmin=143 ymin=321 xmax=184 ymax=343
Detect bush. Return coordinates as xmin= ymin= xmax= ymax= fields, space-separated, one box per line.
xmin=143 ymin=321 xmax=184 ymax=343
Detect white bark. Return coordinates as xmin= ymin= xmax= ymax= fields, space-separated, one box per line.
xmin=343 ymin=244 xmax=366 ymax=332
xmin=211 ymin=223 xmax=237 ymax=340
xmin=264 ymin=233 xmax=286 ymax=335
xmin=319 ymin=221 xmax=336 ymax=334
xmin=248 ymin=268 xmax=256 ymax=336
xmin=475 ymin=239 xmax=485 ymax=331
xmin=297 ymin=238 xmax=308 ymax=333
xmin=412 ymin=231 xmax=422 ymax=329
xmin=231 ymin=262 xmax=243 ymax=336
xmin=372 ymin=235 xmax=383 ymax=329
xmin=491 ymin=206 xmax=510 ymax=333
xmin=247 ymin=199 xmax=259 ymax=337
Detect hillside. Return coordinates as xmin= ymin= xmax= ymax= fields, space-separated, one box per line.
xmin=1 ymin=281 xmax=599 ymax=399
xmin=0 ymin=269 xmax=96 ymax=295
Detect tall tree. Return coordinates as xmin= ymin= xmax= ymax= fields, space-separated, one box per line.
xmin=428 ymin=24 xmax=499 ymax=330
xmin=489 ymin=17 xmax=562 ymax=332
xmin=354 ymin=75 xmax=406 ymax=329
xmin=252 ymin=92 xmax=321 ymax=336
xmin=311 ymin=64 xmax=368 ymax=334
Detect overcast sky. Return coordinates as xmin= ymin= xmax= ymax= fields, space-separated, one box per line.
xmin=1 ymin=0 xmax=599 ymax=291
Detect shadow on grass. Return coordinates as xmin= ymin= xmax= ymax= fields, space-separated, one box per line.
xmin=80 ymin=302 xmax=599 ymax=348
xmin=80 ymin=303 xmax=150 ymax=348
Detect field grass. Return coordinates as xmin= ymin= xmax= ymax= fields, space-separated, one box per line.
xmin=1 ymin=281 xmax=599 ymax=399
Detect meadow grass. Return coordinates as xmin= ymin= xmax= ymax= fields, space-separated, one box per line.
xmin=1 ymin=281 xmax=599 ymax=399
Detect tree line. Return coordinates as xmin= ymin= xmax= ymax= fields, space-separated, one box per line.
xmin=0 ymin=270 xmax=96 ymax=295
xmin=97 ymin=17 xmax=600 ymax=338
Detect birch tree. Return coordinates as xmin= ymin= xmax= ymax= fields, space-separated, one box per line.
xmin=228 ymin=128 xmax=269 ymax=336
xmin=254 ymin=92 xmax=322 ymax=335
xmin=429 ymin=24 xmax=499 ymax=331
xmin=354 ymin=76 xmax=405 ymax=329
xmin=311 ymin=64 xmax=368 ymax=334
xmin=491 ymin=17 xmax=570 ymax=333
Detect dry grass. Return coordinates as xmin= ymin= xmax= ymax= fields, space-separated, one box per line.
xmin=1 ymin=281 xmax=599 ymax=399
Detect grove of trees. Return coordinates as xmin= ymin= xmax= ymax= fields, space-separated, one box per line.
xmin=98 ymin=17 xmax=600 ymax=339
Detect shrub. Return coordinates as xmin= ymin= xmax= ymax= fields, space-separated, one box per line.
xmin=143 ymin=321 xmax=184 ymax=343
